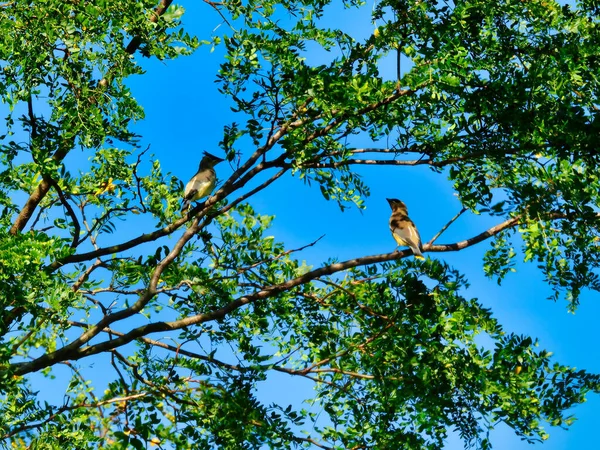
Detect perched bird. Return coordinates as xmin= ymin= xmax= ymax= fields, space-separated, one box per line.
xmin=387 ymin=198 xmax=425 ymax=259
xmin=182 ymin=151 xmax=225 ymax=211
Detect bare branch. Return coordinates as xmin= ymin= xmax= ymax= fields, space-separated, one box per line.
xmin=46 ymin=177 xmax=81 ymax=248
xmin=10 ymin=213 xmax=521 ymax=375
xmin=300 ymin=148 xmax=526 ymax=169
xmin=72 ymin=259 xmax=104 ymax=292
xmin=427 ymin=207 xmax=468 ymax=245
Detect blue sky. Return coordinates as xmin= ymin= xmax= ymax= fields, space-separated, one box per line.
xmin=121 ymin=1 xmax=600 ymax=448
xmin=5 ymin=0 xmax=600 ymax=448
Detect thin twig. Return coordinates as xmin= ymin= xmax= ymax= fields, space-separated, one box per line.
xmin=72 ymin=259 xmax=104 ymax=292
xmin=426 ymin=207 xmax=468 ymax=245
xmin=133 ymin=145 xmax=150 ymax=213
xmin=46 ymin=177 xmax=81 ymax=248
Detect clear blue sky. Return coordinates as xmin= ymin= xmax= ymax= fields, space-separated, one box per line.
xmin=8 ymin=0 xmax=600 ymax=448
xmin=122 ymin=2 xmax=600 ymax=448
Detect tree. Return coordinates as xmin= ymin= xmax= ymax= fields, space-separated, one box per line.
xmin=1 ymin=0 xmax=599 ymax=448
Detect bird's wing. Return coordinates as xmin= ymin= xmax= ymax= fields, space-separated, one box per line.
xmin=184 ymin=169 xmax=217 ymax=202
xmin=391 ymin=221 xmax=421 ymax=248
xmin=183 ymin=180 xmax=198 ymax=201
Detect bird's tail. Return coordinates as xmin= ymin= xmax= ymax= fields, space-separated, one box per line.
xmin=181 ymin=200 xmax=190 ymax=211
xmin=411 ymin=245 xmax=425 ymax=260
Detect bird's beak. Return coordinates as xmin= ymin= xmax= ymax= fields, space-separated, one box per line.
xmin=203 ymin=151 xmax=225 ymax=163
xmin=386 ymin=198 xmax=393 ymax=205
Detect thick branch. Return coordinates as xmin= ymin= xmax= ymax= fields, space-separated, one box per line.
xmin=10 ymin=145 xmax=72 ymax=236
xmin=17 ymin=216 xmax=205 ymax=375
xmin=10 ymin=213 xmax=525 ymax=376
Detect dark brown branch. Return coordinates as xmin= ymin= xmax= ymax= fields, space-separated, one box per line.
xmin=16 ymin=216 xmax=205 ymax=375
xmin=11 ymin=213 xmax=528 ymax=376
xmin=10 ymin=146 xmax=72 ymax=236
xmin=46 ymin=177 xmax=81 ymax=248
xmin=206 ymin=121 xmax=296 ymax=206
xmin=300 ymin=148 xmax=524 ymax=169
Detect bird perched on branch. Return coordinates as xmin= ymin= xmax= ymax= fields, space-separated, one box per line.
xmin=182 ymin=151 xmax=225 ymax=211
xmin=387 ymin=198 xmax=425 ymax=259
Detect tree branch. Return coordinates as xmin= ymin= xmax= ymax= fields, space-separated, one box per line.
xmin=10 ymin=213 xmax=526 ymax=376
xmin=427 ymin=207 xmax=468 ymax=245
xmin=1 ymin=392 xmax=149 ymax=440
xmin=49 ymin=162 xmax=288 ymax=271
xmin=72 ymin=259 xmax=104 ymax=292
xmin=300 ymin=147 xmax=526 ymax=169
xmin=45 ymin=177 xmax=81 ymax=248
xmin=47 ymin=216 xmax=189 ymax=271
xmin=18 ymin=216 xmax=206 ymax=374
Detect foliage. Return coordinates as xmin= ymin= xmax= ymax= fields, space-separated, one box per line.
xmin=0 ymin=0 xmax=599 ymax=448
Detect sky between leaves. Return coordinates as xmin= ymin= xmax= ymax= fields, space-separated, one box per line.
xmin=7 ymin=0 xmax=600 ymax=448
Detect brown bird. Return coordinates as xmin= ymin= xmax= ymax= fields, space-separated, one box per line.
xmin=182 ymin=151 xmax=224 ymax=211
xmin=387 ymin=198 xmax=425 ymax=259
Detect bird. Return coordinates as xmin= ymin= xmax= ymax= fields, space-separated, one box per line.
xmin=182 ymin=151 xmax=225 ymax=211
xmin=387 ymin=198 xmax=425 ymax=259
